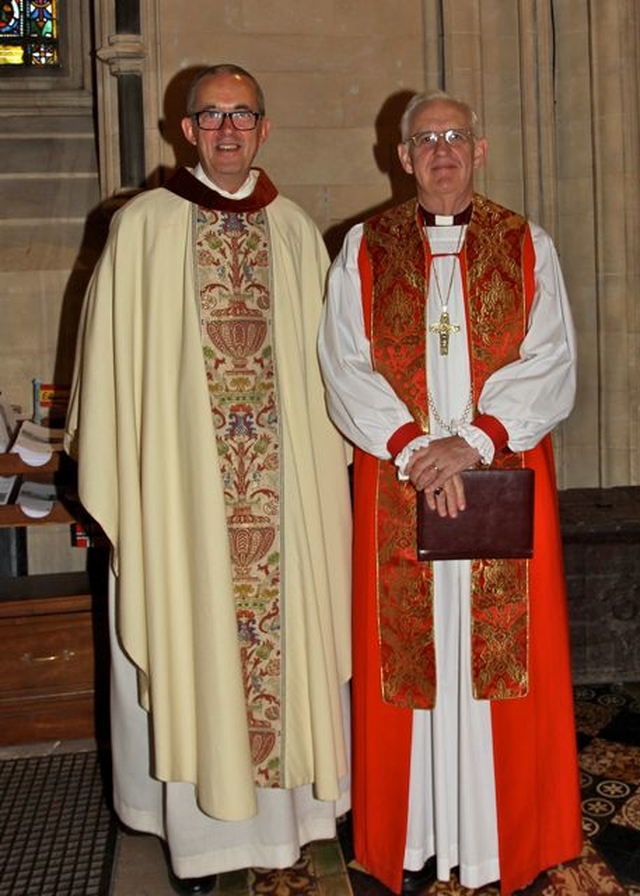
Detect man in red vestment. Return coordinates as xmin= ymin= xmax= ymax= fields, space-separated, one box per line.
xmin=318 ymin=90 xmax=582 ymax=894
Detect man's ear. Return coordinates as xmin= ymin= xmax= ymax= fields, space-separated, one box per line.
xmin=258 ymin=116 xmax=271 ymax=148
xmin=473 ymin=136 xmax=488 ymax=170
xmin=181 ymin=115 xmax=197 ymax=146
xmin=397 ymin=141 xmax=413 ymax=175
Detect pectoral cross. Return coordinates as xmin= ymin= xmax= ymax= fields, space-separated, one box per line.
xmin=429 ymin=310 xmax=460 ymax=356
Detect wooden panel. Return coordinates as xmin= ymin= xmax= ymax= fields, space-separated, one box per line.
xmin=0 ymin=503 xmax=74 ymax=527
xmin=0 ymin=572 xmax=91 ymax=603
xmin=0 ymin=451 xmax=78 ymax=528
xmin=0 ymin=453 xmax=107 ymax=745
xmin=0 ymin=454 xmax=62 ymax=475
xmin=0 ymin=694 xmax=97 ymax=745
xmin=0 ymin=608 xmax=94 ymax=696
xmin=0 ymin=583 xmax=108 ymax=746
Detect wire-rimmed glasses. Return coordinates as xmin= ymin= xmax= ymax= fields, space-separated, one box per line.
xmin=406 ymin=128 xmax=474 ymax=149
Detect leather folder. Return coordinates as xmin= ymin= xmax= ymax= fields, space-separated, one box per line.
xmin=417 ymin=468 xmax=535 ymax=561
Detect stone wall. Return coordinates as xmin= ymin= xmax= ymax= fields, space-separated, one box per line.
xmin=561 ymin=487 xmax=640 ymax=684
xmin=92 ymin=0 xmax=640 ymax=491
xmin=1 ymin=0 xmax=640 ymax=496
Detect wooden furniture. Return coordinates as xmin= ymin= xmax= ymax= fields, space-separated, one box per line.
xmin=0 ymin=451 xmax=75 ymax=525
xmin=0 ymin=452 xmax=108 ymax=746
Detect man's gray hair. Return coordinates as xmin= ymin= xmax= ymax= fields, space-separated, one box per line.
xmin=400 ymin=90 xmax=480 ymax=142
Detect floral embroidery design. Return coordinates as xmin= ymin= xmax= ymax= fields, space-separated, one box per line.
xmin=198 ymin=208 xmax=282 ymax=785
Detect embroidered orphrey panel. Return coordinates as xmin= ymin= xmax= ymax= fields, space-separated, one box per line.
xmin=197 ymin=208 xmax=283 ymax=786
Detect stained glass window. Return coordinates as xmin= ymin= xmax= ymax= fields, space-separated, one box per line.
xmin=0 ymin=0 xmax=59 ymax=67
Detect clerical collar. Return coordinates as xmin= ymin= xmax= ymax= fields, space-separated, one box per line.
xmin=163 ymin=166 xmax=278 ymax=212
xmin=420 ymin=203 xmax=472 ymax=227
xmin=193 ymin=164 xmax=258 ymax=199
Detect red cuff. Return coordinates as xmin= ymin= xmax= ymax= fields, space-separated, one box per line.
xmin=387 ymin=421 xmax=424 ymax=459
xmin=472 ymin=414 xmax=509 ymax=452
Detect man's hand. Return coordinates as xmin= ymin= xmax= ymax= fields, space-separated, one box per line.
xmin=405 ymin=435 xmax=481 ymax=517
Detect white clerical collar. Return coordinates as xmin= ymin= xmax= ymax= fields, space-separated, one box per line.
xmin=420 ymin=204 xmax=473 ymax=227
xmin=193 ymin=164 xmax=259 ymax=199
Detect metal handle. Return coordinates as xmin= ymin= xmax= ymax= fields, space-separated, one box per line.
xmin=21 ymin=649 xmax=76 ymax=664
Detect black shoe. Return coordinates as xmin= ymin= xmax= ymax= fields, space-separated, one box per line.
xmin=168 ymin=870 xmax=217 ymax=895
xmin=402 ymin=856 xmax=437 ymax=894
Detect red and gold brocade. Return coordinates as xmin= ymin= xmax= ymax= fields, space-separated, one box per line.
xmin=361 ymin=193 xmax=533 ymax=708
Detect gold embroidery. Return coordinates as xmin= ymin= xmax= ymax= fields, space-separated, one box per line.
xmin=365 ymin=195 xmax=531 ymax=707
xmin=198 ymin=208 xmax=283 ymax=785
xmin=471 ymin=558 xmax=529 ymax=699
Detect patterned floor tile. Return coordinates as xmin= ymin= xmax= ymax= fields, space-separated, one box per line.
xmin=9 ymin=682 xmax=638 ymax=896
xmin=574 ymin=697 xmax=620 ymax=737
xmin=217 ymin=840 xmax=353 ymax=896
xmin=612 ymin=786 xmax=640 ymax=830
xmin=579 ymin=738 xmax=640 ymax=784
xmin=593 ymin=823 xmax=640 ymax=888
xmin=600 ymin=710 xmax=640 ymax=748
xmin=341 ymin=681 xmax=640 ymax=896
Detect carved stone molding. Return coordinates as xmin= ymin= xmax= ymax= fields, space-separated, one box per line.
xmin=92 ymin=0 xmax=162 ymax=196
xmin=95 ymin=33 xmax=146 ymax=77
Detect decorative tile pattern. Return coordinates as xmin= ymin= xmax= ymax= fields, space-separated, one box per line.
xmin=339 ymin=682 xmax=640 ymax=896
xmin=3 ymin=682 xmax=639 ymax=896
xmin=218 ymin=839 xmax=353 ymax=896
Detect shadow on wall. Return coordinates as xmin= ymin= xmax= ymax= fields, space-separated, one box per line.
xmin=53 ymin=66 xmax=205 ymax=387
xmin=323 ymin=88 xmax=417 ymax=259
xmin=155 ymin=65 xmax=202 ymax=183
xmin=54 ymin=80 xmax=419 ymax=387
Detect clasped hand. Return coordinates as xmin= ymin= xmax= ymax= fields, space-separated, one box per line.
xmin=405 ymin=435 xmax=481 ymax=517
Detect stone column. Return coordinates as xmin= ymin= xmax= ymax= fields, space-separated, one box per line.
xmin=421 ymin=0 xmax=640 ymax=488
xmin=583 ymin=0 xmax=640 ymax=484
xmin=554 ymin=0 xmax=640 ymax=485
xmin=93 ymin=0 xmax=161 ymax=197
xmin=96 ymin=31 xmax=146 ymax=189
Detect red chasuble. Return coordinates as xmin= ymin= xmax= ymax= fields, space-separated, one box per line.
xmin=351 ymin=194 xmax=582 ymax=895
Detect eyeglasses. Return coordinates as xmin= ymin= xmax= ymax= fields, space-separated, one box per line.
xmin=192 ymin=109 xmax=263 ymax=131
xmin=406 ymin=128 xmax=474 ymax=149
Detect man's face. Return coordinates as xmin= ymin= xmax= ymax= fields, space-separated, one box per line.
xmin=181 ymin=72 xmax=270 ymax=193
xmin=397 ymin=99 xmax=487 ymax=212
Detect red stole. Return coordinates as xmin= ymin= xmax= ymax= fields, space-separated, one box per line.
xmin=362 ymin=194 xmax=531 ymax=708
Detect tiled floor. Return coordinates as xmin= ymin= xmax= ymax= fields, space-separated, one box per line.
xmin=573 ymin=681 xmax=640 ymax=890
xmin=109 ymin=681 xmax=640 ymax=896
xmin=2 ymin=682 xmax=640 ymax=895
xmin=0 ymin=749 xmax=116 ymax=896
xmin=341 ymin=681 xmax=640 ymax=895
xmin=111 ymin=833 xmax=352 ymax=896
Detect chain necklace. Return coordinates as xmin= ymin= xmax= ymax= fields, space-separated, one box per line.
xmin=427 ymin=388 xmax=474 ymax=435
xmin=426 ymin=225 xmax=467 ymax=356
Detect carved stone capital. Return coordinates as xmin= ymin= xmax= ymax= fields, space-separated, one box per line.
xmin=96 ymin=33 xmax=146 ymax=76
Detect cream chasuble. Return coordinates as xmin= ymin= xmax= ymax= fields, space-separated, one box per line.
xmin=65 ymin=167 xmax=352 ymax=876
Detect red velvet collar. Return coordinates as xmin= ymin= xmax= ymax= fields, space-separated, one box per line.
xmin=164 ymin=167 xmax=278 ymax=212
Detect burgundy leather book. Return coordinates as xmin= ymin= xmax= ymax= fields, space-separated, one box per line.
xmin=417 ymin=468 xmax=535 ymax=561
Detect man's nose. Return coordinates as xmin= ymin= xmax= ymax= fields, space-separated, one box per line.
xmin=220 ymin=113 xmax=237 ymax=132
xmin=434 ymin=133 xmax=452 ymax=149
